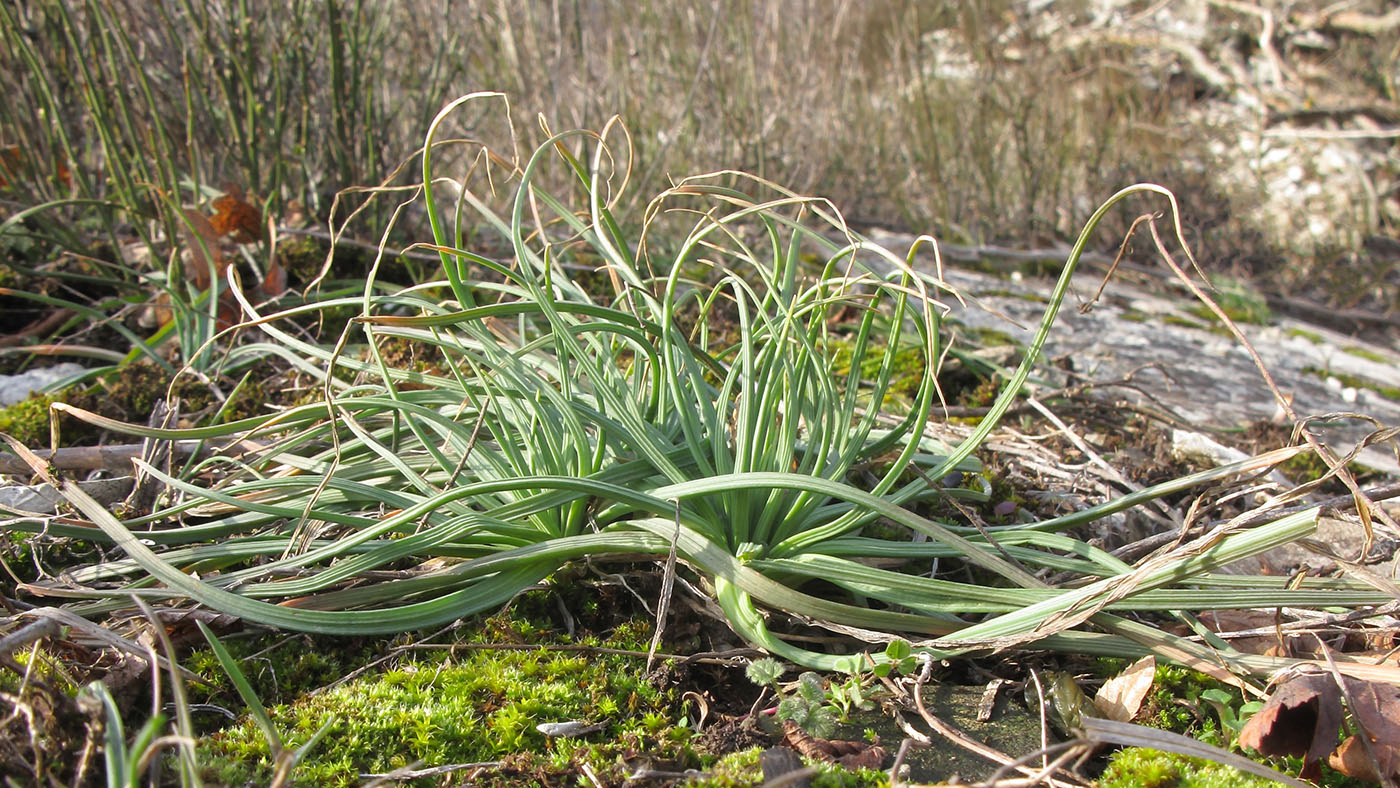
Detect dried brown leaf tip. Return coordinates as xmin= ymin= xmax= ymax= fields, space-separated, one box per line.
xmin=179 ymin=207 xmax=227 ymax=290
xmin=210 ymin=184 xmax=263 ymax=244
xmin=1238 ymin=673 xmax=1341 ymax=779
xmin=779 ymin=720 xmax=887 ymax=771
xmin=1331 ymin=679 xmax=1400 ymax=782
xmin=1239 ymin=672 xmax=1400 ymax=783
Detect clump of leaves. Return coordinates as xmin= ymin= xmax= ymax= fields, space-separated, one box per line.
xmin=745 ymin=657 xmax=872 ymax=739
xmin=29 ymin=99 xmax=1393 ymax=705
xmin=781 ymin=674 xmax=840 ymax=738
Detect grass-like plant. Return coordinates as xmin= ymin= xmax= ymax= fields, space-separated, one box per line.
xmin=23 ymin=96 xmax=1395 ymax=682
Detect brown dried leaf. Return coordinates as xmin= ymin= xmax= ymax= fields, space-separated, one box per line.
xmin=778 ymin=720 xmax=885 ymax=771
xmin=781 ymin=720 xmax=833 ymax=762
xmin=210 ymin=186 xmax=263 ymax=244
xmin=0 ymin=144 xmax=18 ymax=189
xmin=138 ymin=290 xmax=172 ymax=329
xmin=1094 ymin=655 xmax=1155 ymax=722
xmin=1341 ymin=677 xmax=1400 ymax=781
xmin=837 ymin=745 xmax=887 ymax=772
xmin=261 ymin=259 xmax=287 ymax=298
xmin=1238 ymin=673 xmax=1342 ymax=779
xmin=180 ymin=208 xmax=226 ymax=289
xmin=0 ymin=144 xmax=70 ymax=190
xmin=1330 ymin=735 xmax=1383 ymax=782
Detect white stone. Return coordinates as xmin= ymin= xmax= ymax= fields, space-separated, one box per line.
xmin=0 ymin=363 xmax=86 ymax=407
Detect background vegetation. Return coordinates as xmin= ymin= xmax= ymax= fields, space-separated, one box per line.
xmin=6 ymin=0 xmax=1395 ymax=289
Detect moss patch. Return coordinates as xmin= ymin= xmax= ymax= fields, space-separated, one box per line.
xmin=1342 ymin=346 xmax=1388 ymax=363
xmin=1142 ymin=665 xmax=1235 ymax=745
xmin=1099 ymin=748 xmax=1279 ymax=788
xmin=972 ymin=288 xmax=1050 ymax=304
xmin=1301 ymin=366 xmax=1400 ymax=403
xmin=1163 ymin=314 xmax=1209 ymax=331
xmin=0 ymin=392 xmax=62 ymax=449
xmin=0 ymin=361 xmax=283 ymax=452
xmin=685 ymin=747 xmax=887 ymax=788
xmin=195 ymin=593 xmax=697 ymax=787
xmin=829 ymin=338 xmax=928 ymax=411
xmin=1183 ymin=281 xmax=1272 ymax=327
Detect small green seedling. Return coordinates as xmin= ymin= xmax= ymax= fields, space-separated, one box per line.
xmin=871 ymin=638 xmax=919 ymax=678
xmin=779 ymin=672 xmax=840 ymax=738
xmin=745 ymin=657 xmax=872 ymax=739
xmin=1199 ymin=688 xmax=1264 ymax=738
xmin=745 ymin=656 xmax=785 ymax=687
xmin=826 ymin=673 xmax=875 ymax=719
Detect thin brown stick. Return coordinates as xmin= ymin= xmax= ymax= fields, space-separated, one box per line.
xmin=0 ymin=439 xmax=269 ymax=476
xmin=647 ymin=499 xmax=683 ymax=672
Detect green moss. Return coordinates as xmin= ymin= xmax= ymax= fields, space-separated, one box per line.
xmin=210 ymin=374 xmax=271 ymax=423
xmin=1278 ymin=451 xmax=1335 ymax=485
xmin=0 ymin=391 xmax=59 ymax=449
xmin=0 ymin=360 xmax=284 ymax=452
xmin=1286 ymin=328 xmax=1323 ymax=344
xmin=1342 ymin=346 xmax=1388 ymax=363
xmin=278 ymin=235 xmax=330 ymax=284
xmin=372 ymin=335 xmax=448 ymax=380
xmin=957 ymin=376 xmax=1002 ymax=409
xmin=0 ymin=645 xmax=81 ymax=696
xmin=965 ymin=326 xmax=1017 ymax=348
xmin=1183 ymin=281 xmax=1272 ymax=327
xmin=828 ymin=338 xmax=928 ymax=411
xmin=973 ymin=288 xmax=1050 ymax=304
xmin=1273 ymin=448 xmax=1378 ymax=493
xmin=683 ymin=748 xmax=887 ymax=788
xmin=185 ymin=633 xmax=383 ymax=713
xmin=688 ymin=748 xmax=764 ymax=787
xmin=1301 ymin=366 xmax=1400 ymax=402
xmin=1141 ymin=665 xmax=1237 ymax=746
xmin=1119 ymin=310 xmax=1150 ymax=323
xmin=196 ymin=594 xmax=695 ymax=787
xmin=1099 ymin=748 xmax=1278 ymax=788
xmin=1163 ymin=314 xmax=1208 ymax=330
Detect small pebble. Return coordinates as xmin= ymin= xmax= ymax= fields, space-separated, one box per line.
xmin=536 ymin=721 xmax=605 ymax=738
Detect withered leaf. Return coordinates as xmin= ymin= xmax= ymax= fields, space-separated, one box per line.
xmin=1339 ymin=677 xmax=1400 ymax=781
xmin=261 ymin=259 xmax=287 ymax=297
xmin=180 ymin=208 xmax=226 ymax=289
xmin=1329 ymin=735 xmax=1382 ymax=783
xmin=1238 ymin=673 xmax=1342 ymax=778
xmin=837 ymin=745 xmax=887 ymax=772
xmin=1094 ymin=655 xmax=1155 ymax=722
xmin=779 ymin=719 xmax=886 ymax=770
xmin=210 ymin=187 xmax=263 ymax=244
